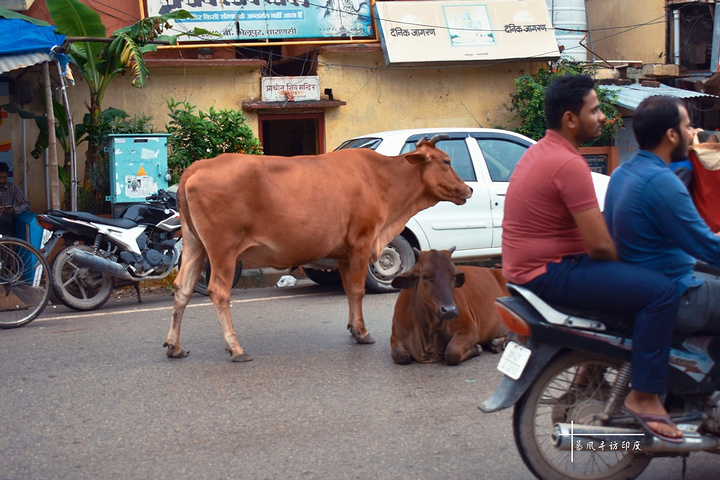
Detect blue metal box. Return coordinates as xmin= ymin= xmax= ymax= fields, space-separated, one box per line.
xmin=105 ymin=134 xmax=171 ymax=205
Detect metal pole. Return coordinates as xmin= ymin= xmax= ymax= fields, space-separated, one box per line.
xmin=712 ymin=3 xmax=720 ymax=73
xmin=21 ymin=119 xmax=27 ymax=197
xmin=42 ymin=62 xmax=61 ymax=210
xmin=673 ymin=9 xmax=681 ymax=66
xmin=56 ymin=60 xmax=77 ymax=211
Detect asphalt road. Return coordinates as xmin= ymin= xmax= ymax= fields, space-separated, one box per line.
xmin=1 ymin=280 xmax=719 ymax=480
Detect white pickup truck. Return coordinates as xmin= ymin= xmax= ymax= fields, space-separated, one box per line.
xmin=304 ymin=128 xmax=610 ymax=292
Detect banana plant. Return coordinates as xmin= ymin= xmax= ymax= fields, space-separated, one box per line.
xmin=45 ymin=0 xmax=207 ymax=180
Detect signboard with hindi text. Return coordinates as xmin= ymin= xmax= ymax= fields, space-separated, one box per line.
xmin=146 ymin=0 xmax=374 ymax=42
xmin=261 ymin=76 xmax=321 ymax=102
xmin=374 ymin=0 xmax=559 ymax=65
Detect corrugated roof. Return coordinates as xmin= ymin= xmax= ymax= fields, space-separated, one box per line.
xmin=0 ymin=51 xmax=52 ymax=74
xmin=600 ymin=83 xmax=717 ymax=110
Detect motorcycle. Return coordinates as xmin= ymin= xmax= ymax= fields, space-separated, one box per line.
xmin=481 ymin=283 xmax=720 ymax=480
xmin=36 ymin=190 xmax=240 ymax=311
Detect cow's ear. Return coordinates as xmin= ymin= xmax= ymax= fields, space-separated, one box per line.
xmin=455 ymin=271 xmax=465 ymax=288
xmin=392 ymin=271 xmax=418 ymax=289
xmin=404 ymin=152 xmax=426 ymax=165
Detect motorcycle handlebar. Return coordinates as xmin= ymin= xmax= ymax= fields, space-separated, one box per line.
xmin=146 ymin=189 xmax=169 ymax=202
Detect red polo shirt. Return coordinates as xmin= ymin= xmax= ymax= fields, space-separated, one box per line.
xmin=502 ymin=129 xmax=598 ymax=284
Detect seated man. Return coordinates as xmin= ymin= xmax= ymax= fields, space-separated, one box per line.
xmin=502 ymin=74 xmax=682 ymax=442
xmin=0 ymin=162 xmax=30 ymax=236
xmin=604 ymin=95 xmax=720 ymax=335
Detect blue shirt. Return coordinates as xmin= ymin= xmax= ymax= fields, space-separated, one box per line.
xmin=604 ymin=150 xmax=720 ymax=295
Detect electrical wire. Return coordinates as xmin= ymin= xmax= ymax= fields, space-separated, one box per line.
xmin=86 ymin=0 xmax=140 ymax=23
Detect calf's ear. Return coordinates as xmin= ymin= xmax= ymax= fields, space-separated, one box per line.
xmin=392 ymin=271 xmax=418 ymax=289
xmin=455 ymin=271 xmax=465 ymax=288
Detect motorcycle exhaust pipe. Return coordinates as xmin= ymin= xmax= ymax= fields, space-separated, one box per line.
xmin=553 ymin=422 xmax=720 ymax=453
xmin=69 ymin=249 xmax=134 ymax=281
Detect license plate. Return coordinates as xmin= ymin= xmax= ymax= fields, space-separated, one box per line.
xmin=497 ymin=341 xmax=531 ymax=380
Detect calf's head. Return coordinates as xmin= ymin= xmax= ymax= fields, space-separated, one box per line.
xmin=405 ymin=135 xmax=473 ymax=206
xmin=392 ymin=248 xmax=465 ymax=320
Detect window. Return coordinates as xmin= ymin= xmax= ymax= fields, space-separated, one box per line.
xmin=336 ymin=138 xmax=383 ymax=150
xmin=475 ymin=139 xmax=528 ymax=182
xmin=401 ymin=139 xmax=476 ymax=182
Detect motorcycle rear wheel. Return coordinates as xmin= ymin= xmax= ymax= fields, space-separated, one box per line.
xmin=193 ymin=259 xmax=243 ymax=296
xmin=513 ymin=351 xmax=652 ymax=480
xmin=52 ymin=245 xmax=113 ymax=311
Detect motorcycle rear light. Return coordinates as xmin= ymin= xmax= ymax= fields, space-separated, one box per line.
xmin=494 ymin=301 xmax=531 ymax=336
xmin=35 ymin=217 xmax=54 ymax=230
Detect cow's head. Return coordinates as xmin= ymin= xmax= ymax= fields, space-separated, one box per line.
xmin=392 ymin=248 xmax=465 ymax=320
xmin=404 ymin=135 xmax=473 ymax=206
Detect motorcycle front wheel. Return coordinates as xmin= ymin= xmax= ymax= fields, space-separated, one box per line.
xmin=514 ymin=351 xmax=652 ymax=480
xmin=52 ymin=245 xmax=113 ymax=311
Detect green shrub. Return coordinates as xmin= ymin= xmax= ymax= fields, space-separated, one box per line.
xmin=165 ymin=99 xmax=263 ymax=183
xmin=508 ymin=60 xmax=623 ymax=147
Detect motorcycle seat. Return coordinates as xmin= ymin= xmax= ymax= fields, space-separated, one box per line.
xmin=47 ymin=210 xmax=137 ymax=229
xmin=507 ymin=284 xmax=633 ymax=332
xmin=506 ymin=285 xmax=714 ymax=344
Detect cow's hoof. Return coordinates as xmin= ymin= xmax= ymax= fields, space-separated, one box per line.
xmin=348 ymin=325 xmax=375 ymax=344
xmin=488 ymin=337 xmax=505 ymax=354
xmin=355 ymin=332 xmax=375 ymax=344
xmin=164 ymin=342 xmax=189 ymax=359
xmin=231 ymin=352 xmax=253 ymax=362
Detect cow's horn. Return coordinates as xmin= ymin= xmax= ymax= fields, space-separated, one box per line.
xmin=415 ymin=136 xmax=429 ymax=148
xmin=429 ymin=134 xmax=450 ymax=145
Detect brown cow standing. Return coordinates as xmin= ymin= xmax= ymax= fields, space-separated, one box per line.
xmin=164 ymin=136 xmax=472 ymax=362
xmin=390 ymin=249 xmax=509 ymax=366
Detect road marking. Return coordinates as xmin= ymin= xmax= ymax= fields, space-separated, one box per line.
xmin=36 ymin=292 xmax=329 ymax=322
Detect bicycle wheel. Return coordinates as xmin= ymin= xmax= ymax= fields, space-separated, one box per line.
xmin=0 ymin=237 xmax=51 ymax=328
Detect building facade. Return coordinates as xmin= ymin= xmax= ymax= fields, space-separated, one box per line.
xmin=1 ymin=0 xmax=718 ymax=210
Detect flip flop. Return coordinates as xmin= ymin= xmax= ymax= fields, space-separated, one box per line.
xmin=621 ymin=406 xmax=685 ymax=444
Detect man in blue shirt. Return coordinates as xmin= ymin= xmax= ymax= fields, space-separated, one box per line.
xmin=605 ymin=95 xmax=720 ymax=334
xmin=604 ymin=95 xmax=720 ymax=443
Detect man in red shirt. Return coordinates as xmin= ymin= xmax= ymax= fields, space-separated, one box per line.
xmin=502 ymin=75 xmax=683 ymax=442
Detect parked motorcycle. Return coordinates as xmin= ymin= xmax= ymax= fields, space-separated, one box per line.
xmin=481 ymin=283 xmax=720 ymax=480
xmin=36 ymin=190 xmax=241 ymax=311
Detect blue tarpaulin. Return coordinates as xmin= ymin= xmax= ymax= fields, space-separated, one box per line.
xmin=0 ymin=18 xmax=66 ymax=56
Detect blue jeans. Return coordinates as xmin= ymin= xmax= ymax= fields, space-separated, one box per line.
xmin=523 ymin=255 xmax=679 ymax=394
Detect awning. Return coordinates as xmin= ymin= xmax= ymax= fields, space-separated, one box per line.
xmin=599 ymin=83 xmax=718 ymax=111
xmin=0 ymin=18 xmax=67 ymax=74
xmin=0 ymin=52 xmax=52 ymax=75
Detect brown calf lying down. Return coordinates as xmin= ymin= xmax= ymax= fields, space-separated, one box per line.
xmin=390 ymin=249 xmax=509 ymax=365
